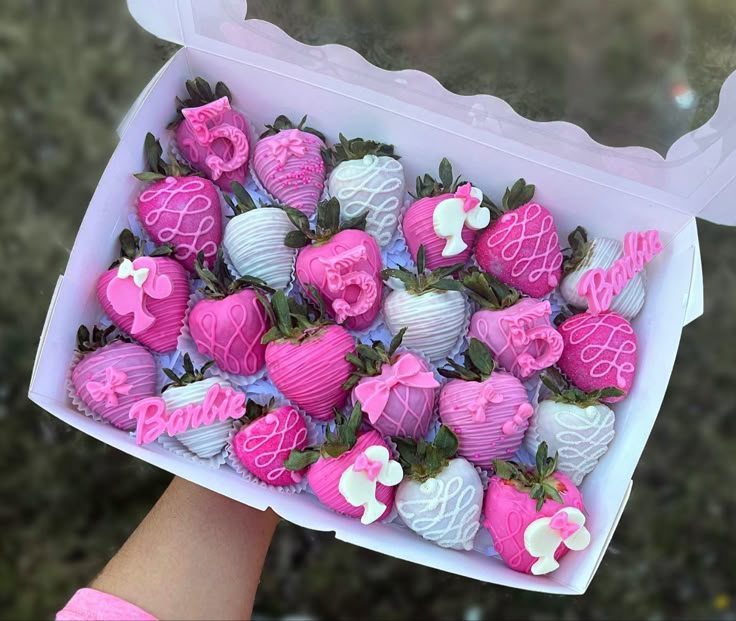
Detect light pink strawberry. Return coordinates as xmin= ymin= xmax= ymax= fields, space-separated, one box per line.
xmin=557 ymin=311 xmax=637 ymax=402
xmin=231 ymin=403 xmax=309 ymax=487
xmin=252 ymin=115 xmax=326 ymax=217
xmin=135 ymin=133 xmax=223 ymax=273
xmin=97 ymin=231 xmax=189 ymax=354
xmin=71 ymin=325 xmax=157 ymax=431
xmin=475 ymin=179 xmax=562 ymax=298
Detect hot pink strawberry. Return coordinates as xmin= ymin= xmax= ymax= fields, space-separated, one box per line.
xmin=262 ymin=290 xmax=354 ymax=421
xmin=403 ymin=158 xmax=490 ymax=270
xmin=285 ymin=405 xmax=403 ymax=524
xmin=475 ymin=179 xmax=563 ymax=298
xmin=169 ymin=77 xmax=249 ymax=192
xmin=231 ymin=401 xmax=309 ymax=487
xmin=188 ymin=250 xmax=270 ymax=377
xmin=484 ymin=443 xmax=590 ymax=575
xmin=438 ymin=339 xmax=532 ymax=469
xmin=557 ymin=310 xmax=637 ymax=402
xmin=71 ymin=325 xmax=157 ymax=431
xmin=252 ymin=115 xmax=326 ymax=217
xmin=97 ymin=230 xmax=189 ymax=354
xmin=287 ymin=198 xmax=382 ymax=331
xmin=134 ymin=133 xmax=223 ymax=273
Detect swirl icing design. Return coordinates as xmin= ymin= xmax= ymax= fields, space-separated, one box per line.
xmin=253 ymin=129 xmax=326 ymax=217
xmin=396 ymin=458 xmax=483 ymax=550
xmin=328 ymin=155 xmax=406 ymax=248
xmin=232 ymin=406 xmax=309 ymax=486
xmin=137 ymin=176 xmax=223 ymax=273
xmin=71 ymin=341 xmax=157 ymax=430
xmin=557 ymin=311 xmax=637 ymax=400
xmin=189 ymin=289 xmax=269 ymax=377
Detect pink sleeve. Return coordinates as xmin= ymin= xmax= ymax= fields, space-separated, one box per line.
xmin=56 ymin=588 xmax=157 ymax=621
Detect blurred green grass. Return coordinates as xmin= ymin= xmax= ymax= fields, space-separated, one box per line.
xmin=1 ymin=1 xmax=735 ymax=619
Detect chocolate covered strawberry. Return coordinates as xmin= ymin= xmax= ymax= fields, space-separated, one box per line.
xmin=324 ymin=134 xmax=406 ymax=248
xmin=463 ymin=269 xmax=563 ymax=379
xmin=288 ymin=197 xmax=382 ymax=331
xmin=71 ymin=325 xmax=156 ymax=431
xmin=97 ymin=230 xmax=189 ymax=354
xmin=222 ymin=182 xmax=297 ymax=290
xmin=438 ymin=339 xmax=532 ymax=469
xmin=525 ymin=369 xmax=620 ymax=486
xmin=188 ymin=249 xmax=272 ymax=377
xmin=252 ymin=115 xmax=326 ymax=216
xmin=484 ymin=443 xmax=591 ymax=575
xmin=557 ymin=310 xmax=637 ymax=401
xmin=345 ymin=328 xmax=439 ymax=440
xmin=169 ymin=77 xmax=250 ymax=192
xmin=475 ymin=179 xmax=562 ymax=297
xmin=382 ymin=245 xmax=467 ymax=363
xmin=230 ymin=399 xmax=309 ymax=487
xmin=394 ymin=426 xmax=483 ymax=551
xmin=285 ymin=403 xmax=403 ymax=524
xmin=261 ymin=290 xmax=355 ymax=421
xmin=134 ymin=133 xmax=222 ymax=273
xmin=403 ymin=158 xmax=491 ymax=270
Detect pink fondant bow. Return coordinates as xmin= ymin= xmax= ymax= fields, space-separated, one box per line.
xmin=550 ymin=511 xmax=581 ymax=540
xmin=466 ymin=382 xmax=504 ymax=423
xmin=454 ymin=183 xmax=481 ymax=213
xmin=354 ymin=453 xmax=383 ymax=482
xmin=87 ymin=367 xmax=132 ymax=407
xmin=354 ymin=355 xmax=439 ymax=424
xmin=269 ymin=133 xmax=306 ymax=166
xmin=501 ymin=402 xmax=534 ymax=436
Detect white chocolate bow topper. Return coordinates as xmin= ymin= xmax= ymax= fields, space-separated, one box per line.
xmin=523 ymin=507 xmax=591 ymax=575
xmin=338 ymin=445 xmax=403 ymax=524
xmin=433 ymin=183 xmax=491 ymax=257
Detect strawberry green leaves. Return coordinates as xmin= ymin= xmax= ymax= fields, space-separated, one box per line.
xmin=133 ymin=132 xmax=196 ymax=181
xmin=195 ymin=249 xmax=273 ymax=300
xmin=161 ymin=353 xmax=215 ymax=392
xmin=342 ymin=327 xmax=408 ymax=390
xmin=414 ymin=158 xmax=465 ymax=199
xmin=259 ymin=289 xmax=332 ymax=345
xmin=112 ymin=229 xmax=173 ymax=267
xmin=322 ymin=133 xmax=399 ymax=169
xmin=540 ymin=368 xmax=625 ymax=407
xmin=283 ymin=197 xmax=367 ymax=249
xmin=75 ymin=324 xmax=121 ymax=353
xmin=562 ymin=225 xmax=591 ymax=275
xmin=493 ymin=442 xmax=564 ymax=511
xmin=259 ymin=114 xmax=326 ymax=142
xmin=438 ymin=338 xmax=497 ymax=382
xmin=224 ymin=182 xmax=285 ymax=217
xmin=461 ymin=268 xmax=521 ymax=310
xmin=168 ymin=77 xmax=233 ymax=129
xmin=393 ymin=425 xmax=459 ymax=483
xmin=381 ymin=244 xmax=463 ymax=295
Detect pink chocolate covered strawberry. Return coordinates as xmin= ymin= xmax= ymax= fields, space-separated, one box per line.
xmin=287 ymin=197 xmax=382 ymax=331
xmin=231 ymin=399 xmax=309 ymax=487
xmin=71 ymin=325 xmax=157 ymax=431
xmin=285 ymin=403 xmax=403 ymax=524
xmin=345 ymin=328 xmax=439 ymax=440
xmin=484 ymin=442 xmax=591 ymax=575
xmin=463 ymin=269 xmax=563 ymax=380
xmin=252 ymin=115 xmax=326 ymax=217
xmin=188 ymin=250 xmax=272 ymax=377
xmin=438 ymin=339 xmax=533 ymax=469
xmin=262 ymin=290 xmax=355 ymax=421
xmin=475 ymin=179 xmax=562 ymax=298
xmin=403 ymin=158 xmax=491 ymax=270
xmin=97 ymin=230 xmax=189 ymax=354
xmin=134 ymin=133 xmax=223 ymax=273
xmin=556 ymin=310 xmax=637 ymax=402
xmin=169 ymin=77 xmax=250 ymax=192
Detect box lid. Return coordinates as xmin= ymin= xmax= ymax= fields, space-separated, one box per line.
xmin=128 ymin=0 xmax=736 ymax=225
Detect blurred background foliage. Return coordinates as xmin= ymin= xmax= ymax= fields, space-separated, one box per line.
xmin=1 ymin=0 xmax=735 ymax=619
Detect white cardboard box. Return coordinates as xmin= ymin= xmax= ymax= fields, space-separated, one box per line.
xmin=28 ymin=0 xmax=736 ymax=594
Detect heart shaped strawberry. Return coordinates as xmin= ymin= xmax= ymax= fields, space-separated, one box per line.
xmin=71 ymin=325 xmax=157 ymax=430
xmin=252 ymin=115 xmax=326 ymax=217
xmin=188 ymin=250 xmax=272 ymax=377
xmin=438 ymin=339 xmax=533 ymax=470
xmin=475 ymin=179 xmax=563 ymax=297
xmin=285 ymin=404 xmax=403 ymax=524
xmin=345 ymin=329 xmax=439 ymax=440
xmin=261 ymin=290 xmax=355 ymax=421
xmin=287 ymin=198 xmax=382 ymax=331
xmin=169 ymin=77 xmax=250 ymax=192
xmin=403 ymin=158 xmax=491 ymax=270
xmin=556 ymin=310 xmax=637 ymax=402
xmin=134 ymin=133 xmax=223 ymax=273
xmin=97 ymin=230 xmax=189 ymax=354
xmin=231 ymin=400 xmax=310 ymax=487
